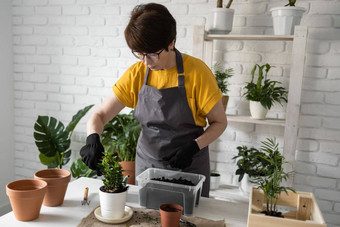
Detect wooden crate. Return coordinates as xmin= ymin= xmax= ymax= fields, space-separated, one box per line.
xmin=247 ymin=187 xmax=327 ymax=227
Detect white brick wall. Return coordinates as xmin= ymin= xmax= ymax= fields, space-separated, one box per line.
xmin=11 ymin=0 xmax=340 ymax=225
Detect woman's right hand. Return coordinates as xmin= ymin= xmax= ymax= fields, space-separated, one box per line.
xmin=80 ymin=133 xmax=104 ymax=175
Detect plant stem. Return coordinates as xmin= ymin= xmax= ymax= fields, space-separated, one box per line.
xmin=226 ymin=0 xmax=233 ymax=8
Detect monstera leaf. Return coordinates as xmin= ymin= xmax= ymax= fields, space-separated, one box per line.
xmin=71 ymin=158 xmax=97 ymax=179
xmin=33 ymin=104 xmax=94 ymax=168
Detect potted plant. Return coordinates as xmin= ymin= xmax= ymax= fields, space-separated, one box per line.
xmin=250 ymin=138 xmax=295 ymax=216
xmin=232 ymin=145 xmax=270 ymax=196
xmin=213 ymin=64 xmax=234 ymax=112
xmin=98 ymin=151 xmax=129 ymax=219
xmin=209 ymin=0 xmax=234 ymax=34
xmin=270 ymin=0 xmax=306 ymax=35
xmin=246 ymin=138 xmax=325 ymax=226
xmin=33 ymin=105 xmax=93 ymax=206
xmin=101 ymin=111 xmax=141 ymax=184
xmin=243 ymin=63 xmax=288 ymax=119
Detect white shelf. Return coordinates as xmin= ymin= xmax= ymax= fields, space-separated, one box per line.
xmin=227 ymin=115 xmax=285 ymax=127
xmin=193 ymin=25 xmax=308 ymax=169
xmin=205 ymin=33 xmax=294 ymax=41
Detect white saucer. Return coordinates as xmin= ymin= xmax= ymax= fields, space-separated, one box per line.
xmin=94 ymin=206 xmax=133 ymax=224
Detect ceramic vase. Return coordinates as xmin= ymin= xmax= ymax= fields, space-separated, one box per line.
xmin=99 ymin=187 xmax=127 ymax=219
xmin=249 ymin=101 xmax=268 ymax=119
xmin=209 ymin=8 xmax=234 ymax=34
xmin=271 ymin=6 xmax=306 ymax=35
xmin=6 ymin=179 xmax=47 ymax=221
xmin=34 ymin=169 xmax=71 ymax=206
xmin=119 ymin=161 xmax=135 ymax=185
xmin=159 ymin=203 xmax=183 ymax=227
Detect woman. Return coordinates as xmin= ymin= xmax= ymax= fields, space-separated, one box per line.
xmin=80 ymin=3 xmax=227 ymax=197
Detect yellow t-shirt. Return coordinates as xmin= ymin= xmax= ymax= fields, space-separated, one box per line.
xmin=112 ymin=54 xmax=222 ymax=127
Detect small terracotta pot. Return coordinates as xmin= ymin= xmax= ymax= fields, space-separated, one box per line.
xmin=34 ymin=169 xmax=71 ymax=207
xmin=119 ymin=161 xmax=135 ymax=185
xmin=222 ymin=95 xmax=229 ymax=112
xmin=6 ymin=179 xmax=47 ymax=221
xmin=159 ymin=203 xmax=183 ymax=227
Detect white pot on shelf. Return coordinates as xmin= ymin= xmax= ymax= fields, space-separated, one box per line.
xmin=239 ymin=174 xmax=256 ymax=197
xmin=208 ymin=8 xmax=234 ymax=34
xmin=99 ymin=187 xmax=127 ymax=219
xmin=249 ymin=101 xmax=268 ymax=119
xmin=270 ymin=6 xmax=306 ymax=35
xmin=210 ymin=173 xmax=221 ymax=190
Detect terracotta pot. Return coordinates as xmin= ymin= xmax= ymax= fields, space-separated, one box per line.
xmin=222 ymin=95 xmax=229 ymax=112
xmin=119 ymin=161 xmax=135 ymax=185
xmin=34 ymin=169 xmax=71 ymax=206
xmin=6 ymin=179 xmax=47 ymax=221
xmin=159 ymin=203 xmax=183 ymax=227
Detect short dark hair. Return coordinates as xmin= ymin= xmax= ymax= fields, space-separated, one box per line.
xmin=124 ymin=3 xmax=177 ymax=53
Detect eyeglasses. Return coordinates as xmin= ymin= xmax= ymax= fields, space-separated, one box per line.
xmin=132 ymin=49 xmax=164 ymax=62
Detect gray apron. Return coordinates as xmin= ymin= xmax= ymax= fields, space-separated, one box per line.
xmin=133 ymin=48 xmax=210 ymax=197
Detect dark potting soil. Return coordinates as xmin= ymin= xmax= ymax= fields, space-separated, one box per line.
xmin=161 ymin=206 xmax=182 ymax=212
xmin=261 ymin=210 xmax=284 ymax=218
xmin=151 ymin=177 xmax=195 ymax=186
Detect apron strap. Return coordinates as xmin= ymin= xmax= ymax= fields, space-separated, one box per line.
xmin=174 ymin=48 xmax=185 ymax=88
xmin=143 ymin=48 xmax=185 ymax=87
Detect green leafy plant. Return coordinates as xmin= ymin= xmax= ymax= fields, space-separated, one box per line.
xmin=250 ymin=138 xmax=295 ymax=217
xmin=101 ymin=111 xmax=141 ymax=161
xmin=213 ymin=64 xmax=234 ymax=94
xmin=99 ymin=151 xmax=129 ymax=193
xmin=232 ymin=145 xmax=272 ymax=182
xmin=71 ymin=158 xmax=97 ymax=179
xmin=285 ymin=0 xmax=296 ymax=6
xmin=243 ymin=63 xmax=288 ymax=110
xmin=217 ymin=0 xmax=233 ymax=8
xmin=33 ymin=105 xmax=94 ymax=169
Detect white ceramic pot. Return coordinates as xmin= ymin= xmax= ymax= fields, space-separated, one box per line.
xmin=249 ymin=101 xmax=268 ymax=119
xmin=239 ymin=174 xmax=256 ymax=197
xmin=270 ymin=6 xmax=306 ymax=35
xmin=210 ymin=174 xmax=221 ymax=190
xmin=99 ymin=188 xmax=127 ymax=219
xmin=209 ymin=8 xmax=234 ymax=34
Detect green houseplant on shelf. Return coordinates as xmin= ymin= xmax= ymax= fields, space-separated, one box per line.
xmin=209 ymin=0 xmax=234 ymax=34
xmin=213 ymin=64 xmax=234 ymax=112
xmin=243 ymin=63 xmax=288 ymax=119
xmin=270 ymin=0 xmax=306 ymax=35
xmin=33 ymin=104 xmax=94 ymax=169
xmin=100 ymin=111 xmax=141 ymax=184
xmin=98 ymin=151 xmax=129 ymax=219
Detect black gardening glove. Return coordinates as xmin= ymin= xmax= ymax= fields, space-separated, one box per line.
xmin=162 ymin=140 xmax=201 ymax=170
xmin=80 ymin=133 xmax=104 ymax=176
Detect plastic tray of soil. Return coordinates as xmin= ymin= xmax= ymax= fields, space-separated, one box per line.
xmin=136 ymin=168 xmax=206 ymax=216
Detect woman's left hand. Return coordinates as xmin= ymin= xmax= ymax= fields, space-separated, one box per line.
xmin=162 ymin=140 xmax=200 ymax=169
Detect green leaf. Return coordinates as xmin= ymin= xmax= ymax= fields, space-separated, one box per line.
xmin=39 ymin=153 xmax=56 ymax=166
xmin=71 ymin=158 xmax=97 ymax=179
xmin=66 ymin=104 xmax=94 ymax=134
xmin=34 ymin=116 xmax=70 ymax=158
